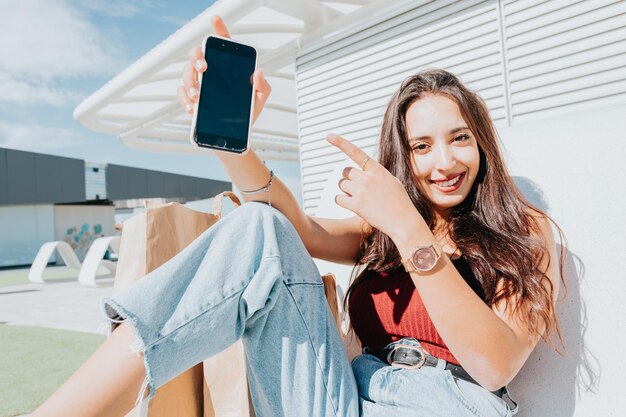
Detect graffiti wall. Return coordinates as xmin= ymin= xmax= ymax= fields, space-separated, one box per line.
xmin=54 ymin=205 xmax=116 ymax=262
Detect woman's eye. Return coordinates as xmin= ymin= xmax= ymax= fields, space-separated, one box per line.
xmin=412 ymin=144 xmax=428 ymax=152
xmin=411 ymin=135 xmax=469 ymax=152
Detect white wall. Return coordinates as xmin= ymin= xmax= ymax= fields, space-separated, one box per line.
xmin=497 ymin=102 xmax=626 ymax=416
xmin=0 ymin=205 xmax=55 ymax=267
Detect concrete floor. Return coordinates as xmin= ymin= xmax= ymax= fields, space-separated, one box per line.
xmin=0 ymin=268 xmax=114 ymax=335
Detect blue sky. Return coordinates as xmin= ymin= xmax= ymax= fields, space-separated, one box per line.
xmin=0 ymin=0 xmax=301 ymax=194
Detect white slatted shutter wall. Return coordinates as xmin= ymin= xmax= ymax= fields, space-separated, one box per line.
xmin=295 ymin=0 xmax=626 ymax=214
xmin=295 ymin=0 xmax=505 ymax=215
xmin=504 ymin=0 xmax=626 ymax=122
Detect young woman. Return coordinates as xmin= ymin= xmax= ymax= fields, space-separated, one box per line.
xmin=33 ymin=15 xmax=565 ymax=417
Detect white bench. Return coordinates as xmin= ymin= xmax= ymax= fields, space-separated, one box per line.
xmin=28 ymin=236 xmax=120 ymax=287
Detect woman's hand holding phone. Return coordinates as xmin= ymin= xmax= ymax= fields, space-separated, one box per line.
xmin=177 ymin=15 xmax=271 ymax=125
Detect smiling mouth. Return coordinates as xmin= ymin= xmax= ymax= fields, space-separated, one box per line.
xmin=429 ymin=172 xmax=465 ymax=191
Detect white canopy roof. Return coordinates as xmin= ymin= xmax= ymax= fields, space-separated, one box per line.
xmin=74 ymin=0 xmax=383 ymax=161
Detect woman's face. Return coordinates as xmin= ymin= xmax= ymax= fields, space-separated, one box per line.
xmin=405 ymin=94 xmax=481 ymax=214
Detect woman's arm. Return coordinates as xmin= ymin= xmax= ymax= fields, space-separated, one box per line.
xmin=179 ymin=16 xmax=366 ymax=265
xmin=214 ymin=149 xmax=367 ymax=264
xmin=392 ymin=210 xmax=560 ymax=391
xmin=325 ymin=133 xmax=560 ymax=391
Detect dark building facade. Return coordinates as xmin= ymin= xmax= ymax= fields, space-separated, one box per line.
xmin=0 ymin=148 xmax=231 ymax=205
xmin=0 ymin=148 xmax=85 ymax=205
xmin=106 ymin=164 xmax=229 ymax=201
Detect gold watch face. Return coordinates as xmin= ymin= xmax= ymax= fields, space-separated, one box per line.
xmin=411 ymin=246 xmax=438 ymax=271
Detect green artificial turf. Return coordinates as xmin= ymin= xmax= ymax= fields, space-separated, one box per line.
xmin=0 ymin=325 xmax=105 ymax=416
xmin=0 ymin=266 xmax=76 ymax=288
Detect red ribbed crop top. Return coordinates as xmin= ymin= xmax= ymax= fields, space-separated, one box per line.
xmin=348 ymin=256 xmax=486 ymax=366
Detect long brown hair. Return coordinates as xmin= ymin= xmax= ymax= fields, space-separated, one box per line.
xmin=346 ymin=69 xmax=566 ymax=349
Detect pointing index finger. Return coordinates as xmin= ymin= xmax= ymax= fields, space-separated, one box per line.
xmin=327 ymin=134 xmax=373 ymax=170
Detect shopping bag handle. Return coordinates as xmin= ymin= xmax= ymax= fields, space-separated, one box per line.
xmin=213 ymin=191 xmax=242 ymax=219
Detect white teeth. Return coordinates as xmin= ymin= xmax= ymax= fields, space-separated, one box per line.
xmin=434 ymin=174 xmax=461 ymax=187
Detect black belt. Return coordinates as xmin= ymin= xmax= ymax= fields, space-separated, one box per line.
xmin=372 ymin=344 xmax=506 ymax=398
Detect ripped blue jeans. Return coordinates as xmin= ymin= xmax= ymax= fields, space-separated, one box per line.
xmin=102 ymin=202 xmax=517 ymax=417
xmin=103 ymin=202 xmax=359 ymax=416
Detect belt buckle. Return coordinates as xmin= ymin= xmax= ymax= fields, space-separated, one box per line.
xmin=386 ymin=343 xmax=426 ymax=369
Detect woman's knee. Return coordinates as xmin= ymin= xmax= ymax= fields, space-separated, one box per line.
xmin=219 ymin=202 xmax=307 ymax=254
xmin=225 ymin=202 xmax=292 ymax=233
xmin=226 ymin=201 xmax=276 ymax=221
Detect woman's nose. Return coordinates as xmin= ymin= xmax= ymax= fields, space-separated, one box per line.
xmin=434 ymin=145 xmax=456 ymax=171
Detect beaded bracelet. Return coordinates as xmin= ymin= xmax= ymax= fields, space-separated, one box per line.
xmin=239 ymin=170 xmax=275 ymax=207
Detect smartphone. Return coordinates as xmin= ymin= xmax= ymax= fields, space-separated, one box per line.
xmin=190 ymin=35 xmax=257 ymax=154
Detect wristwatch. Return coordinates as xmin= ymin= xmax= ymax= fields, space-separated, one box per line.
xmin=401 ymin=242 xmax=443 ymax=273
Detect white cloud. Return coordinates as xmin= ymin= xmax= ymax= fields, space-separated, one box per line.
xmin=79 ymin=0 xmax=142 ymax=18
xmin=156 ymin=15 xmax=189 ymax=27
xmin=0 ymin=0 xmax=127 ymax=106
xmin=0 ymin=71 xmax=81 ymax=106
xmin=0 ymin=120 xmax=86 ymax=151
xmin=79 ymin=0 xmax=162 ymax=18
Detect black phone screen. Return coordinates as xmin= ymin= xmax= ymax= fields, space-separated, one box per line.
xmin=195 ymin=37 xmax=256 ymax=152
